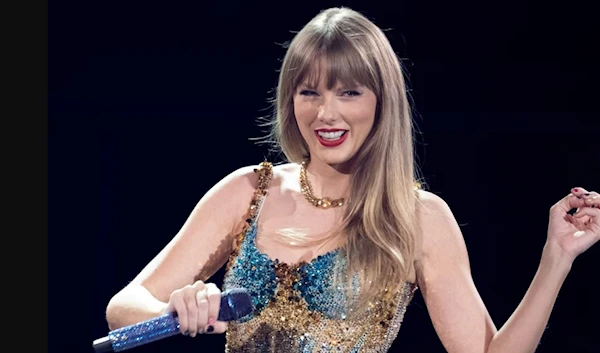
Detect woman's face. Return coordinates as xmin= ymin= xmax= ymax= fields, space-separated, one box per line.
xmin=293 ymin=74 xmax=377 ymax=168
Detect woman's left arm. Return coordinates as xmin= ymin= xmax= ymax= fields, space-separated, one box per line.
xmin=415 ymin=187 xmax=599 ymax=353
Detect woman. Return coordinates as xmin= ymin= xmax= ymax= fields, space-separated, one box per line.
xmin=105 ymin=7 xmax=599 ymax=353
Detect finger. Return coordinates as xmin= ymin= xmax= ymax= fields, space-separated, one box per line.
xmin=571 ymin=187 xmax=589 ymax=197
xmin=573 ymin=206 xmax=600 ymax=222
xmin=571 ymin=187 xmax=599 ymax=202
xmin=205 ymin=283 xmax=221 ymax=328
xmin=554 ymin=193 xmax=585 ymax=214
xmin=192 ymin=281 xmax=208 ymax=333
xmin=583 ymin=191 xmax=600 ymax=208
xmin=196 ymin=288 xmax=209 ymax=332
xmin=185 ymin=289 xmax=199 ymax=337
xmin=206 ymin=321 xmax=228 ymax=334
xmin=169 ymin=293 xmax=188 ymax=335
xmin=573 ymin=207 xmax=600 ymax=234
xmin=193 ymin=280 xmax=207 ymax=290
xmin=567 ymin=214 xmax=594 ymax=228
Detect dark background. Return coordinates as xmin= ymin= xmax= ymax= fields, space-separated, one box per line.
xmin=49 ymin=0 xmax=599 ymax=352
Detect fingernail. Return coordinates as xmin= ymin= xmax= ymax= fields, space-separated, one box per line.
xmin=206 ymin=325 xmax=214 ymax=333
xmin=208 ymin=317 xmax=216 ymax=325
xmin=183 ymin=331 xmax=189 ymax=336
xmin=573 ymin=188 xmax=579 ymax=192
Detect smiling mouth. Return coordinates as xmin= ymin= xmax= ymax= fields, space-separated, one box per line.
xmin=317 ymin=130 xmax=347 ymax=140
xmin=314 ymin=130 xmax=349 ymax=147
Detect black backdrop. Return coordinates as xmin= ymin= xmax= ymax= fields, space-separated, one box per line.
xmin=50 ymin=1 xmax=599 ymax=352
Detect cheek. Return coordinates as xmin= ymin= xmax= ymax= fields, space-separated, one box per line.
xmin=293 ymin=102 xmax=316 ymax=143
xmin=346 ymin=107 xmax=375 ymax=132
xmin=293 ymin=102 xmax=316 ymax=126
xmin=355 ymin=98 xmax=377 ymax=131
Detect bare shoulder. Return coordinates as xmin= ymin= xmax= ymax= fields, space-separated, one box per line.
xmin=272 ymin=162 xmax=299 ymax=177
xmin=205 ymin=163 xmax=278 ymax=222
xmin=415 ymin=189 xmax=468 ymax=263
xmin=219 ymin=162 xmax=300 ymax=209
xmin=225 ymin=161 xmax=297 ymax=193
xmin=416 ymin=189 xmax=453 ymax=220
xmin=213 ymin=164 xmax=261 ymax=196
xmin=270 ymin=162 xmax=301 ymax=191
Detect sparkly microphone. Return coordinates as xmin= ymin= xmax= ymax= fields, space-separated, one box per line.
xmin=92 ymin=288 xmax=252 ymax=352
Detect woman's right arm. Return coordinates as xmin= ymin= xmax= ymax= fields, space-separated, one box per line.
xmin=105 ymin=165 xmax=258 ymax=330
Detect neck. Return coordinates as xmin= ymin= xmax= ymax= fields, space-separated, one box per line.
xmin=303 ymin=157 xmax=352 ymax=200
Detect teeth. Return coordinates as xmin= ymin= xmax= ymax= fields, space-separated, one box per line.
xmin=317 ymin=131 xmax=346 ymax=140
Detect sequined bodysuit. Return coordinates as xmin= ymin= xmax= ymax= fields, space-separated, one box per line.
xmin=222 ymin=162 xmax=418 ymax=352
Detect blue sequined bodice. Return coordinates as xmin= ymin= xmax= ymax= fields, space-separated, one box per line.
xmin=221 ymin=162 xmax=417 ymax=352
xmin=225 ymin=222 xmax=349 ymax=321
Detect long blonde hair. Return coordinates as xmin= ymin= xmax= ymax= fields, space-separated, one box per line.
xmin=268 ymin=7 xmax=422 ymax=311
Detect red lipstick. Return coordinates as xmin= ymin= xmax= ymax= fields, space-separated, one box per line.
xmin=314 ymin=129 xmax=348 ymax=147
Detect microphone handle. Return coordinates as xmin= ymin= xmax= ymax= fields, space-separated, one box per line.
xmin=93 ymin=288 xmax=251 ymax=352
xmin=93 ymin=312 xmax=181 ymax=352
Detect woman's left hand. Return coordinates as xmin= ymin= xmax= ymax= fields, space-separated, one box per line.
xmin=546 ymin=187 xmax=600 ymax=264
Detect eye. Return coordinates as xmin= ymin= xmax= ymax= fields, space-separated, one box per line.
xmin=342 ymin=90 xmax=362 ymax=97
xmin=299 ymin=90 xmax=318 ymax=96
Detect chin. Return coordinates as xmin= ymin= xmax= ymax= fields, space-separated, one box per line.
xmin=315 ymin=150 xmax=355 ymax=167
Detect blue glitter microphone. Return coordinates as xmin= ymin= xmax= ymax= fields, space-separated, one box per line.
xmin=92 ymin=288 xmax=252 ymax=352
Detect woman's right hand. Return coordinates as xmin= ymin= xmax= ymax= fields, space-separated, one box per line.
xmin=163 ymin=280 xmax=227 ymax=337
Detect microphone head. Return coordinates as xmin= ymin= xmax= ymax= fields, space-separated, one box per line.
xmin=218 ymin=288 xmax=253 ymax=321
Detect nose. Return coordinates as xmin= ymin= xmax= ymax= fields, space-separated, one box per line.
xmin=317 ymin=98 xmax=338 ymax=124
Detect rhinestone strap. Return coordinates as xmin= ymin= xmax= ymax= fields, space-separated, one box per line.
xmin=226 ymin=161 xmax=273 ymax=271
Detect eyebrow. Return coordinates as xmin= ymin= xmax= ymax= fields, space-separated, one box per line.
xmin=298 ymin=83 xmax=362 ymax=90
xmin=298 ymin=83 xmax=317 ymax=89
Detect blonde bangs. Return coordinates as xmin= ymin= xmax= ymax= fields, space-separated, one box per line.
xmin=284 ymin=32 xmax=379 ymax=95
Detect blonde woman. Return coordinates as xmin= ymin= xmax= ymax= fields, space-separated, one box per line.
xmin=105 ymin=7 xmax=599 ymax=353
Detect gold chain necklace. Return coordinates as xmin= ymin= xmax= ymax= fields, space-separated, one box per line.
xmin=299 ymin=160 xmax=346 ymax=209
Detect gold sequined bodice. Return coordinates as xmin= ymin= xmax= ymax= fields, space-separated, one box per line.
xmin=222 ymin=162 xmax=418 ymax=352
